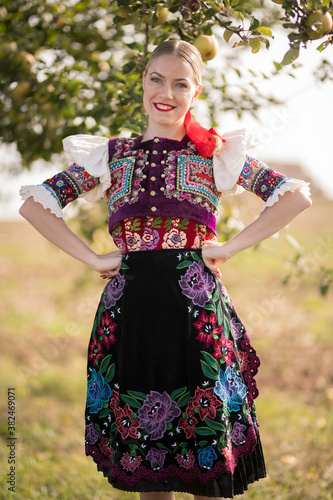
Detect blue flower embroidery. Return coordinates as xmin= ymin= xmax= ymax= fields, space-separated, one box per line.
xmin=214 ymin=366 xmax=247 ymax=412
xmin=87 ymin=369 xmax=111 ymax=414
xmin=197 ymin=446 xmax=217 ymax=469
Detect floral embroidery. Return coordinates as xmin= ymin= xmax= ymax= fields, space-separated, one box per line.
xmin=162 ymin=228 xmax=187 ymax=249
xmin=197 ymin=446 xmax=217 ymax=469
xmin=194 ymin=311 xmax=222 ymax=348
xmin=176 ymin=450 xmax=195 ymax=470
xmin=231 ymin=421 xmax=247 ymax=445
xmin=99 ymin=437 xmax=114 ymax=457
xmin=115 ymin=404 xmax=139 ymax=439
xmin=104 ymin=274 xmax=125 ymax=308
xmin=85 ymin=422 xmax=100 ymax=445
xmin=221 ymin=438 xmax=237 ymax=473
xmin=178 ymin=260 xmax=215 ymax=307
xmin=190 ymin=387 xmax=223 ymax=421
xmin=137 ymin=391 xmax=181 ymax=440
xmin=87 ymin=369 xmax=111 ymax=413
xmin=88 ymin=337 xmax=104 ymax=367
xmin=146 ymin=448 xmax=168 ymax=470
xmin=120 ymin=452 xmax=142 ymax=472
xmin=238 ymin=157 xmax=286 ymax=202
xmin=213 ymin=334 xmax=236 ymax=365
xmin=214 ymin=366 xmax=247 ymax=412
xmin=141 ymin=227 xmax=160 ymax=250
xmin=178 ymin=406 xmax=198 ymax=439
xmin=97 ymin=311 xmax=117 ymax=348
xmin=125 ymin=231 xmax=141 ymax=251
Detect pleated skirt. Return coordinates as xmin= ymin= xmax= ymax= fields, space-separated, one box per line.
xmin=85 ymin=248 xmax=266 ymax=497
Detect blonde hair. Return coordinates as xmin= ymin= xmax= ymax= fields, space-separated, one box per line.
xmin=145 ymin=39 xmax=203 ymax=85
xmin=145 ymin=40 xmax=221 ymax=155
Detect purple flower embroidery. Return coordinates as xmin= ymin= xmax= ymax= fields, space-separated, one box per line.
xmin=146 ymin=448 xmax=168 ymax=469
xmin=231 ymin=421 xmax=247 ymax=445
xmin=104 ymin=273 xmax=125 ymax=308
xmin=137 ymin=391 xmax=181 ymax=440
xmin=85 ymin=423 xmax=100 ymax=445
xmin=179 ymin=260 xmax=215 ymax=307
xmin=230 ymin=317 xmax=244 ymax=340
xmin=141 ymin=227 xmax=160 ymax=250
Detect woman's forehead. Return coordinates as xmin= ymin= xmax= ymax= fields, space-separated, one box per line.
xmin=147 ymin=54 xmax=195 ymax=80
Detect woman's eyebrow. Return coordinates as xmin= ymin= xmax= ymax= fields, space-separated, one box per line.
xmin=149 ymin=71 xmax=189 ymax=82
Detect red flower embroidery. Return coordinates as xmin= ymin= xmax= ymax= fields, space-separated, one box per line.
xmin=97 ymin=311 xmax=117 ymax=349
xmin=98 ymin=437 xmax=114 ymax=457
xmin=213 ymin=334 xmax=236 ymax=365
xmin=120 ymin=452 xmax=142 ymax=472
xmin=115 ymin=404 xmax=139 ymax=440
xmin=239 ymin=350 xmax=249 ymax=372
xmin=222 ymin=438 xmax=237 ymax=473
xmin=176 ymin=450 xmax=195 ymax=470
xmin=88 ymin=337 xmax=104 ymax=367
xmin=189 ymin=387 xmax=223 ymax=421
xmin=178 ymin=405 xmax=198 ymax=439
xmin=193 ymin=311 xmax=222 ymax=348
xmin=109 ymin=390 xmax=120 ymax=411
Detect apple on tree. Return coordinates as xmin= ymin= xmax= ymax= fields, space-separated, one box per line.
xmin=193 ymin=34 xmax=219 ymax=62
xmin=304 ymin=10 xmax=333 ymax=40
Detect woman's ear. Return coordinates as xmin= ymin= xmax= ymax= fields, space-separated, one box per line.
xmin=142 ymin=71 xmax=146 ymax=86
xmin=192 ymin=84 xmax=203 ymax=103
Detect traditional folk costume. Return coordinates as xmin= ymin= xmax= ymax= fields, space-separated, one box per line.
xmin=20 ymin=117 xmax=310 ymax=497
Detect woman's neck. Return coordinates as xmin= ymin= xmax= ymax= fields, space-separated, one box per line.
xmin=142 ymin=121 xmax=187 ymax=142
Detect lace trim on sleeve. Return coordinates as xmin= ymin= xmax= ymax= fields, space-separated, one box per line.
xmin=19 ymin=184 xmax=64 ymax=220
xmin=261 ymin=178 xmax=311 ymax=212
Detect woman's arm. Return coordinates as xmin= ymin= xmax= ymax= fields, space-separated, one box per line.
xmin=19 ymin=197 xmax=122 ymax=277
xmin=202 ymin=188 xmax=312 ymax=274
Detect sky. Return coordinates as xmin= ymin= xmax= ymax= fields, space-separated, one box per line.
xmin=1 ymin=29 xmax=333 ymax=221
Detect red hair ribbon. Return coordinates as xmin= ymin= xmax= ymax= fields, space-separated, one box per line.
xmin=184 ymin=110 xmax=224 ymax=158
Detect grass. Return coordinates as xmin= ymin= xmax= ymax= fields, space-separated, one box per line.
xmin=0 ymin=198 xmax=332 ymax=500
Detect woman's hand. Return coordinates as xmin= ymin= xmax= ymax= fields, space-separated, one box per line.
xmin=90 ymin=250 xmax=123 ymax=279
xmin=201 ymin=240 xmax=231 ymax=274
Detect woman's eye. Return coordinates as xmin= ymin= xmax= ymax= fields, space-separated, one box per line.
xmin=177 ymin=83 xmax=187 ymax=88
xmin=151 ymin=77 xmax=161 ymax=83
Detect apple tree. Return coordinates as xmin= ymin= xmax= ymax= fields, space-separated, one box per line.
xmin=0 ymin=0 xmax=331 ymax=292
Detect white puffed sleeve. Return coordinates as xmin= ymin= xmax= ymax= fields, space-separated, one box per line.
xmin=20 ymin=134 xmax=111 ymax=220
xmin=212 ymin=129 xmax=248 ymax=195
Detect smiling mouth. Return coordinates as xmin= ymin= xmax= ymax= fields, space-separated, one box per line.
xmin=154 ymin=103 xmax=176 ymax=112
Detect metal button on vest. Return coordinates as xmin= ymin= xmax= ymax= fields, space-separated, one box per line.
xmin=161 ymin=173 xmax=166 ymax=178
xmin=141 ymin=188 xmax=145 ymax=192
xmin=151 ymin=206 xmax=157 ymax=212
xmin=154 ymin=138 xmax=159 ymax=143
xmin=150 ymin=176 xmax=156 ymax=181
xmin=151 ymin=163 xmax=156 ymax=167
xmin=160 ymin=187 xmax=165 ymax=192
xmin=161 ymin=160 xmax=165 ymax=164
xmin=152 ymin=150 xmax=158 ymax=155
xmin=142 ymin=174 xmax=147 ymax=179
xmin=150 ymin=191 xmax=156 ymax=196
xmin=162 ymin=150 xmax=167 ymax=154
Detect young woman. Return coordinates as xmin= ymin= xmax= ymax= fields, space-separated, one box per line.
xmin=20 ymin=40 xmax=311 ymax=499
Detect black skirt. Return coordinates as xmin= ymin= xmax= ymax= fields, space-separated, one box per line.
xmin=85 ymin=248 xmax=266 ymax=497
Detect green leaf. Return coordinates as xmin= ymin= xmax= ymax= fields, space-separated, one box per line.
xmin=204 ymin=303 xmax=216 ymax=313
xmin=171 ymin=386 xmax=187 ymax=401
xmin=217 ymin=302 xmax=222 ymax=326
xmin=104 ymin=363 xmax=116 ymax=383
xmin=123 ymin=61 xmax=136 ymax=74
xmin=280 ymin=46 xmax=300 ymax=67
xmin=191 ymin=252 xmax=201 ymax=263
xmin=99 ymin=354 xmax=112 ymax=374
xmin=223 ymin=29 xmax=234 ymax=44
xmin=121 ymin=394 xmax=141 ymax=408
xmin=178 ymin=391 xmax=191 ymax=407
xmin=201 ymin=360 xmax=219 ymax=380
xmin=195 ymin=426 xmax=216 ymax=436
xmin=224 ymin=316 xmax=230 ymax=338
xmin=128 ymin=390 xmax=146 ymax=401
xmin=205 ymin=417 xmax=226 ymax=431
xmin=99 ymin=408 xmax=111 ymax=418
xmin=120 ymin=262 xmax=129 ymax=270
xmin=250 ymin=39 xmax=261 ymax=54
xmin=249 ymin=18 xmax=260 ymax=31
xmin=255 ymin=27 xmax=273 ymax=37
xmin=201 ymin=351 xmax=220 ymax=371
xmin=176 ymin=260 xmax=193 ymax=269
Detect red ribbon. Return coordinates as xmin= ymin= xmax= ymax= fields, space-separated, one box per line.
xmin=184 ymin=110 xmax=223 ymax=158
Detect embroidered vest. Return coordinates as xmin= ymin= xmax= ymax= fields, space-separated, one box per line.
xmin=107 ymin=136 xmax=221 ymax=234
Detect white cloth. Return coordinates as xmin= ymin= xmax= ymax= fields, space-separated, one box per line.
xmin=212 ymin=129 xmax=248 ymax=195
xmin=20 ymin=134 xmax=111 ymax=219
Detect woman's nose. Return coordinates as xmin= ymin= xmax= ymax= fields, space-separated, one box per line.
xmin=159 ymin=83 xmax=173 ymax=99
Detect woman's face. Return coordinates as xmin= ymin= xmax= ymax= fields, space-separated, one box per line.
xmin=142 ymin=54 xmax=202 ymax=130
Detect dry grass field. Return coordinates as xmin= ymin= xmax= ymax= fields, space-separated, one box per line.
xmin=0 ymin=196 xmax=332 ymax=500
